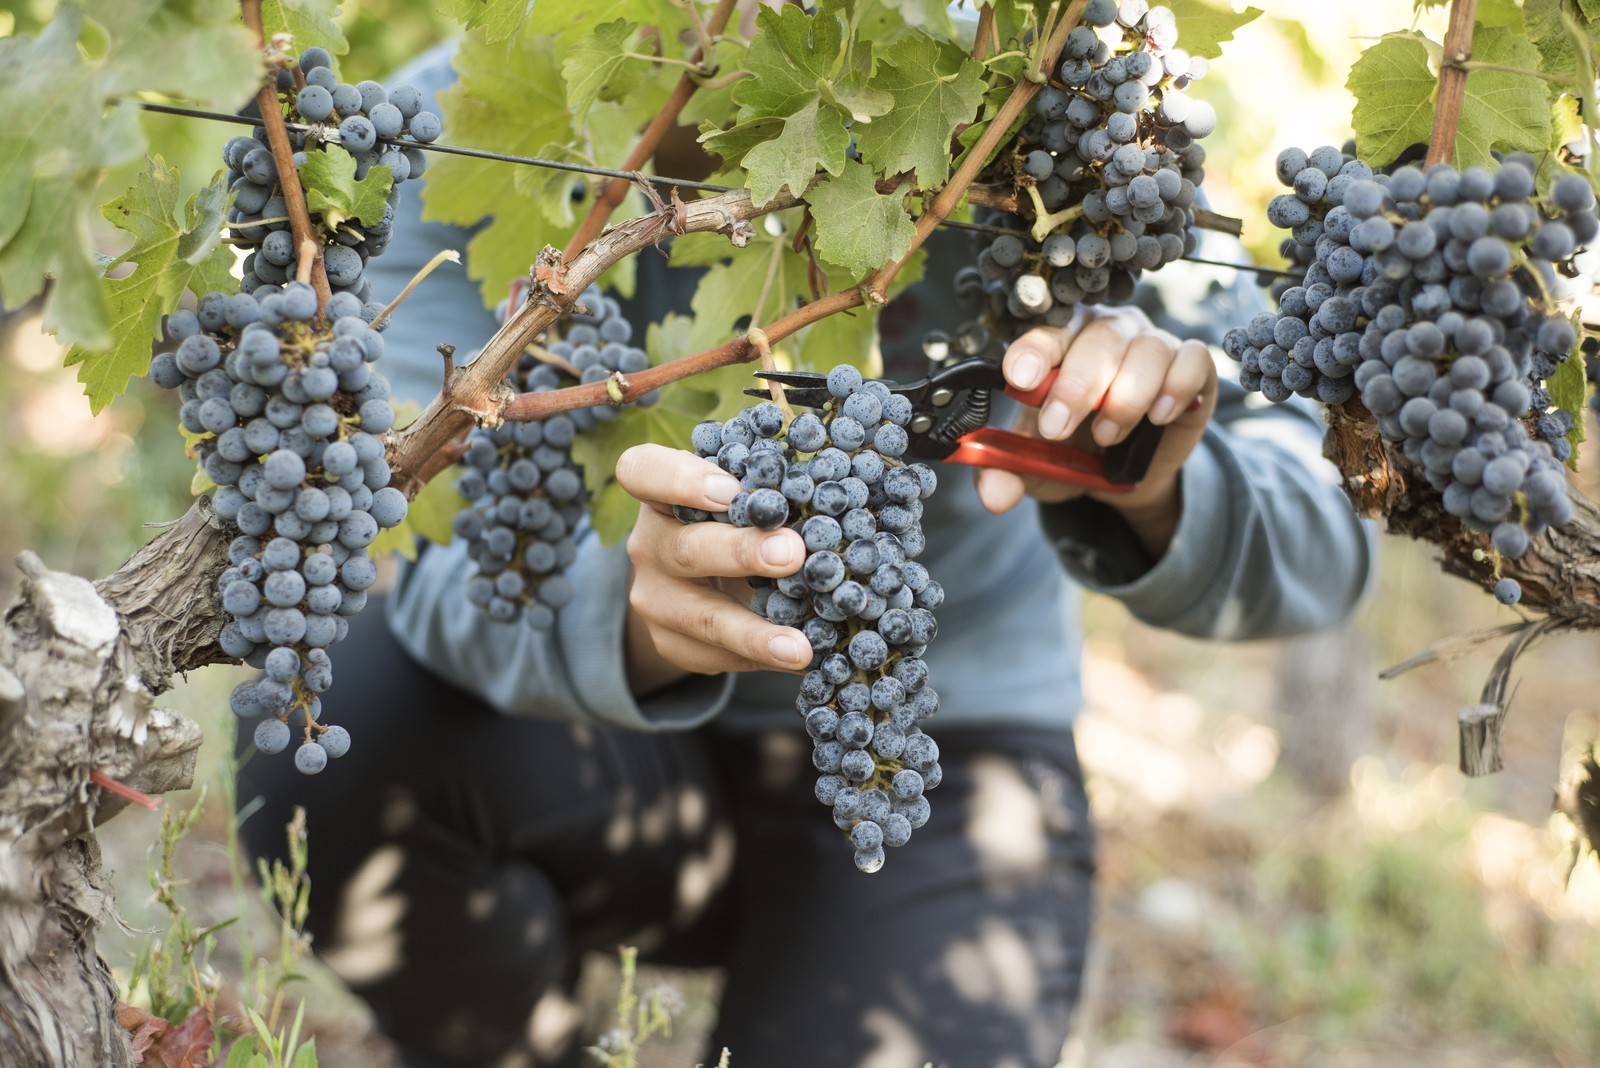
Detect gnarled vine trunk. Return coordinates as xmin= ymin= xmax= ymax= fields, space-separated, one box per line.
xmin=0 ymin=504 xmax=226 ymax=1068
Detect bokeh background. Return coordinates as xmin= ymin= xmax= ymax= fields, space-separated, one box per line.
xmin=3 ymin=1 xmax=1600 ymax=1064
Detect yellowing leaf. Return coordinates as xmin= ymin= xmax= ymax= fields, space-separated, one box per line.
xmin=1454 ymin=30 xmax=1552 ymax=167
xmin=260 ymin=0 xmax=348 ymax=55
xmin=368 ymin=472 xmax=461 ymax=561
xmin=299 ymin=146 xmax=393 ymax=231
xmin=1163 ymin=0 xmax=1264 ymax=60
xmin=1348 ymin=33 xmax=1437 ymax=168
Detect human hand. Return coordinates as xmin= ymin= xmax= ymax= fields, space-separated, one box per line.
xmin=974 ymin=308 xmax=1218 ymax=552
xmin=616 ymin=443 xmax=814 ymax=695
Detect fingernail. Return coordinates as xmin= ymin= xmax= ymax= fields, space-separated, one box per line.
xmin=770 ymin=634 xmax=805 ymax=664
xmin=1012 ymin=351 xmax=1045 ymax=390
xmin=760 ymin=536 xmax=795 ymax=568
xmin=705 ymin=475 xmax=740 ymax=505
xmin=1093 ymin=419 xmax=1120 ymax=446
xmin=1150 ymin=396 xmax=1177 ymax=424
xmin=1038 ymin=400 xmax=1070 ymax=440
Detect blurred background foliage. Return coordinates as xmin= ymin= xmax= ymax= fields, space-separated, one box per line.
xmin=3 ymin=0 xmax=1600 ymax=1064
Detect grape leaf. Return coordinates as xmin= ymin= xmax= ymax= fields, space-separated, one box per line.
xmin=0 ymin=3 xmax=255 ymax=350
xmin=1348 ymin=33 xmax=1438 ymax=167
xmin=700 ymin=116 xmax=788 ymax=170
xmin=369 ymin=471 xmax=460 ymax=561
xmin=422 ymin=28 xmax=576 ymax=308
xmin=836 ymin=0 xmax=958 ymax=43
xmin=300 ymin=147 xmax=393 ymax=231
xmin=733 ymin=6 xmax=851 ymax=119
xmin=260 ymin=0 xmax=348 ymax=55
xmin=805 ymin=163 xmax=917 ymax=275
xmin=743 ymin=99 xmax=853 ymax=206
xmin=1163 ymin=0 xmax=1264 ymax=59
xmin=561 ymin=19 xmax=641 ymax=126
xmin=1580 ymin=0 xmax=1600 ymax=18
xmin=1475 ymin=0 xmax=1529 ymax=30
xmin=1455 ymin=31 xmax=1552 ymax=166
xmin=434 ymin=0 xmax=533 ymax=41
xmin=854 ymin=35 xmax=985 ymax=187
xmin=527 ymin=0 xmax=682 ymax=47
xmin=63 ymin=160 xmax=236 ymax=413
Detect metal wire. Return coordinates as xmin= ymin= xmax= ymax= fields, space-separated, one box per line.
xmin=138 ymin=100 xmax=1287 ymax=278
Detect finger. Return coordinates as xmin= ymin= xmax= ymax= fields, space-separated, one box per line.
xmin=1037 ymin=315 xmax=1141 ymax=441
xmin=630 ymin=573 xmax=812 ymax=672
xmin=1092 ymin=332 xmax=1178 ymax=447
xmin=630 ymin=513 xmax=806 ymax=580
xmin=616 ymin=443 xmax=741 ymax=511
xmin=974 ymin=466 xmax=1028 ymax=515
xmin=1148 ymin=339 xmax=1217 ymax=425
xmin=1003 ymin=319 xmax=1082 ymax=391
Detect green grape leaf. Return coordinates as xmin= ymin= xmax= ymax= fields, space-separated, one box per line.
xmin=1454 ymin=30 xmax=1552 ymax=166
xmin=732 ymin=6 xmax=863 ymax=121
xmin=854 ymin=35 xmax=984 ymax=187
xmin=841 ymin=0 xmax=958 ymax=44
xmin=62 ymin=160 xmax=236 ymax=413
xmin=422 ymin=29 xmax=576 ymax=307
xmin=0 ymin=3 xmax=254 ymax=350
xmin=1163 ymin=0 xmax=1263 ymax=59
xmin=1348 ymin=33 xmax=1439 ymax=167
xmin=434 ymin=0 xmax=533 ymax=41
xmin=1580 ymin=0 xmax=1600 ymax=18
xmin=1475 ymin=0 xmax=1529 ymax=30
xmin=527 ymin=0 xmax=682 ymax=47
xmin=805 ymin=163 xmax=917 ymax=275
xmin=570 ymin=371 xmax=721 ymax=545
xmin=743 ymin=98 xmax=852 ymax=206
xmin=1548 ymin=328 xmax=1587 ymax=468
xmin=368 ymin=472 xmax=461 ymax=561
xmin=260 ymin=0 xmax=348 ymax=55
xmin=700 ymin=116 xmax=787 ymax=171
xmin=562 ymin=19 xmax=641 ymax=126
xmin=299 ymin=146 xmax=393 ymax=231
xmin=1525 ymin=0 xmax=1582 ymax=76
xmin=679 ymin=37 xmax=751 ymax=128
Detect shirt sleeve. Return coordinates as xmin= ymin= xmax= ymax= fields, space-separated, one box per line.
xmin=1039 ymin=373 xmax=1377 ymax=640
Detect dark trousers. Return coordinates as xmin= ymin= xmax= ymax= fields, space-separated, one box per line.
xmin=238 ymin=606 xmax=1096 ymax=1068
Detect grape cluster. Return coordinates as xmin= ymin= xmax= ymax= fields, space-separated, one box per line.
xmin=1231 ymin=149 xmax=1594 ymax=599
xmin=147 ymin=282 xmax=408 ymax=772
xmin=935 ymin=0 xmax=1209 ymax=361
xmin=453 ymin=287 xmax=659 ymax=627
xmin=226 ymin=45 xmax=441 ymax=308
xmin=683 ymin=366 xmax=944 ymax=873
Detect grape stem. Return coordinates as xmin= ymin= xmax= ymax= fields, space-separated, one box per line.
xmin=1025 ymin=184 xmax=1086 ymax=243
xmin=241 ymin=0 xmax=333 ymax=314
xmin=369 ymin=249 xmax=462 ymax=331
xmin=1425 ymin=0 xmax=1478 ymax=168
xmin=748 ymin=328 xmax=794 ymax=423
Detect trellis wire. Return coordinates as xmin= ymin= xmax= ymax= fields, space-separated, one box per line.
xmin=140 ymin=100 xmax=1293 ymax=278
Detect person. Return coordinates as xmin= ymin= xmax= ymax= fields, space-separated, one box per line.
xmin=237 ymin=40 xmax=1374 ymax=1068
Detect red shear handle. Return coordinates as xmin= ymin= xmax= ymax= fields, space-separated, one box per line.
xmin=944 ymin=428 xmax=1136 ymax=494
xmin=992 ymin=368 xmax=1164 ymax=488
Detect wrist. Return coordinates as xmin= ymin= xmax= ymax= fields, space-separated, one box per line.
xmin=1101 ymin=472 xmax=1182 ymax=559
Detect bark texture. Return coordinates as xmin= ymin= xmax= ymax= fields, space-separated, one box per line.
xmin=0 ymin=503 xmax=219 ymax=1068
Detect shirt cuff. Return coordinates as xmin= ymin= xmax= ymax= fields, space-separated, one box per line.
xmin=1039 ymin=432 xmax=1231 ymax=623
xmin=386 ymin=535 xmax=735 ymax=732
